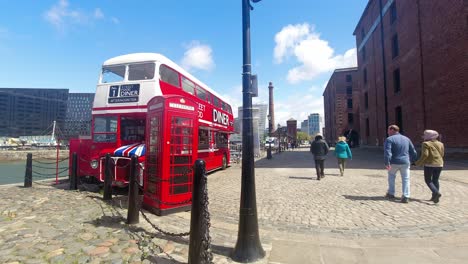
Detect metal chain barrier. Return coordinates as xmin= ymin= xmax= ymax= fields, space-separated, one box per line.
xmin=32 ymin=163 xmax=68 ymax=170
xmin=32 ymin=157 xmax=69 ymax=164
xmin=33 ymin=166 xmax=68 ymax=176
xmin=139 ymin=209 xmax=190 ymax=237
xmin=188 ymin=159 xmax=213 ymax=264
xmin=199 ymin=173 xmax=213 ymax=263
xmin=143 ymin=192 xmax=192 ymax=206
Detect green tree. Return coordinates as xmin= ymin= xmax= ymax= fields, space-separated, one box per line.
xmin=296 ymin=131 xmax=310 ymax=143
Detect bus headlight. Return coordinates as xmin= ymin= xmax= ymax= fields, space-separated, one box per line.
xmin=90 ymin=159 xmax=99 ymax=169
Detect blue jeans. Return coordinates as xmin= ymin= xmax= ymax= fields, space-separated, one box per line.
xmin=424 ymin=166 xmax=442 ymax=194
xmin=387 ymin=163 xmax=411 ymax=198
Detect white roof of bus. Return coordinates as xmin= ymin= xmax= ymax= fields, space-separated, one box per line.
xmin=103 ymin=53 xmax=229 ymax=104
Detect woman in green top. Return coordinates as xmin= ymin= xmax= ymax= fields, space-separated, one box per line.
xmin=334 ymin=136 xmax=352 ymax=176
xmin=415 ymin=130 xmax=445 ymax=203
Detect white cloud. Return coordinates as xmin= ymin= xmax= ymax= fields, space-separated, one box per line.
xmin=274 ymin=23 xmax=312 ymax=64
xmin=94 ymin=8 xmax=104 ymax=19
xmin=274 ymin=23 xmax=357 ymax=84
xmin=44 ymin=0 xmax=117 ymax=32
xmin=181 ymin=41 xmax=215 ymax=71
xmin=111 ymin=17 xmax=120 ymax=24
xmin=274 ymin=93 xmax=323 ymax=127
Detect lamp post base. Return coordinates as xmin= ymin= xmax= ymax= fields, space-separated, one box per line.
xmin=266 ymin=148 xmax=272 ymax=159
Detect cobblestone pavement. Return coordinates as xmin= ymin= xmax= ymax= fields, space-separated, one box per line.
xmin=1 ymin=147 xmax=468 ymax=263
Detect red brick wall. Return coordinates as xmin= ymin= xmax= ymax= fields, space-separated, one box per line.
xmin=419 ymin=0 xmax=468 ymax=147
xmin=323 ymin=69 xmax=359 ymax=144
xmin=355 ymin=0 xmax=468 ymax=147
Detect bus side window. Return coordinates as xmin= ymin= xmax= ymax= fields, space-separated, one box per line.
xmin=221 ymin=102 xmax=227 ymax=112
xmin=181 ymin=76 xmax=195 ymax=95
xmin=159 ymin=64 xmax=180 ymax=88
xmin=213 ymin=97 xmax=220 ymax=108
xmin=206 ymin=92 xmax=213 ymax=104
xmin=198 ymin=129 xmax=209 ymax=150
xmin=196 ymin=86 xmax=206 ymax=101
xmin=215 ymin=132 xmax=228 ymax=148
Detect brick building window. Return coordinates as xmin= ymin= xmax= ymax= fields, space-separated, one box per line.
xmin=346 ymin=86 xmax=352 ymax=95
xmin=346 ymin=74 xmax=352 ymax=82
xmin=347 ymin=99 xmax=353 ymax=109
xmin=390 ymin=2 xmax=397 ymax=24
xmin=363 ymin=68 xmax=368 ymax=84
xmin=365 ymin=118 xmax=370 ymax=137
xmin=348 ymin=113 xmax=354 ymax=124
xmin=395 ymin=106 xmax=403 ymax=133
xmin=393 ymin=68 xmax=401 ymax=93
xmin=392 ymin=34 xmax=399 ymax=58
xmin=364 ymin=92 xmax=369 ymax=110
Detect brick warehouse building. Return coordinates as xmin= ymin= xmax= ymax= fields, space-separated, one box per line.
xmin=353 ymin=0 xmax=468 ymax=147
xmin=323 ymin=67 xmax=360 ymax=146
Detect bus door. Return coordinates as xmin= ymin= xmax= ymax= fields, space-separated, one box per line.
xmin=143 ymin=95 xmax=198 ymax=216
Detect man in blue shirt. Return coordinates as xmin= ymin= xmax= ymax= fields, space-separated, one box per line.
xmin=384 ymin=125 xmax=417 ymax=203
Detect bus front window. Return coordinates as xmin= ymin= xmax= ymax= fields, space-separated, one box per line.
xmin=93 ymin=116 xmax=118 ymax=143
xmin=128 ymin=63 xmax=155 ymax=81
xmin=121 ymin=117 xmax=145 ymax=142
xmin=102 ymin=65 xmax=125 ymax=83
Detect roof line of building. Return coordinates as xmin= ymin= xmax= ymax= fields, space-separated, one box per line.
xmin=333 ymin=67 xmax=358 ymax=73
xmin=353 ymin=0 xmax=373 ymax=35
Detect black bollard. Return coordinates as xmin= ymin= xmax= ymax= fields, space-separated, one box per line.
xmin=127 ymin=156 xmax=140 ymax=225
xmin=188 ymin=159 xmax=213 ymax=264
xmin=103 ymin=153 xmax=112 ymax=200
xmin=70 ymin=152 xmax=78 ymax=190
xmin=24 ymin=153 xmax=32 ymax=188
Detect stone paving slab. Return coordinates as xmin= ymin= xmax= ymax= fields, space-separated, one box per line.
xmin=1 ymin=147 xmax=468 ymax=263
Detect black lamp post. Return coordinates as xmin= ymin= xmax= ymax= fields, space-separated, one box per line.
xmin=267 ymin=115 xmax=272 ymax=159
xmin=232 ymin=0 xmax=265 ymax=262
xmin=277 ymin=124 xmax=281 ymax=153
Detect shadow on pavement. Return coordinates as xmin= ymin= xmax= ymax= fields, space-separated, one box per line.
xmin=342 ymin=195 xmax=388 ymax=201
xmin=254 ymin=148 xmax=468 ymax=171
xmin=288 ymin=176 xmax=314 ymax=180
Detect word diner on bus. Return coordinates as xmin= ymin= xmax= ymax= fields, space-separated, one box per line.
xmin=213 ymin=109 xmax=229 ymax=125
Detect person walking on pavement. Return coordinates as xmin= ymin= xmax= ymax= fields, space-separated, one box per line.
xmin=384 ymin=125 xmax=418 ymax=203
xmin=310 ymin=134 xmax=329 ymax=180
xmin=414 ymin=130 xmax=445 ymax=204
xmin=335 ymin=136 xmax=352 ymax=176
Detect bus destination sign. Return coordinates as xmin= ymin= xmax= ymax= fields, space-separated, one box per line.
xmin=108 ymin=84 xmax=140 ymax=104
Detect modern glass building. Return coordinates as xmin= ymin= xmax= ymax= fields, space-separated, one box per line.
xmin=0 ymin=88 xmax=68 ymax=137
xmin=64 ymin=93 xmax=94 ymax=139
xmin=308 ymin=113 xmax=321 ymax=136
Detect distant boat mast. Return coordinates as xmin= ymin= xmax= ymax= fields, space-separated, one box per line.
xmin=51 ymin=120 xmax=56 ymax=141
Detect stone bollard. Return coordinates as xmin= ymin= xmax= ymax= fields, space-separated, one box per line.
xmin=188 ymin=159 xmax=213 ymax=264
xmin=69 ymin=152 xmax=78 ymax=190
xmin=24 ymin=153 xmax=33 ymax=188
xmin=127 ymin=155 xmax=140 ymax=225
xmin=103 ymin=153 xmax=112 ymax=200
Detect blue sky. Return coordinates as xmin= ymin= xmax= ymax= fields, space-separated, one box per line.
xmin=0 ymin=0 xmax=368 ymax=126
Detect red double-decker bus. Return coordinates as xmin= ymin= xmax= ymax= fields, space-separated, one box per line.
xmin=70 ymin=53 xmax=234 ymax=190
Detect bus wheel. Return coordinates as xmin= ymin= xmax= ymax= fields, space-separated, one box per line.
xmin=222 ymin=155 xmax=227 ymax=170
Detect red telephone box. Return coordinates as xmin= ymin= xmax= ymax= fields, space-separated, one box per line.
xmin=143 ymin=95 xmax=198 ymax=215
